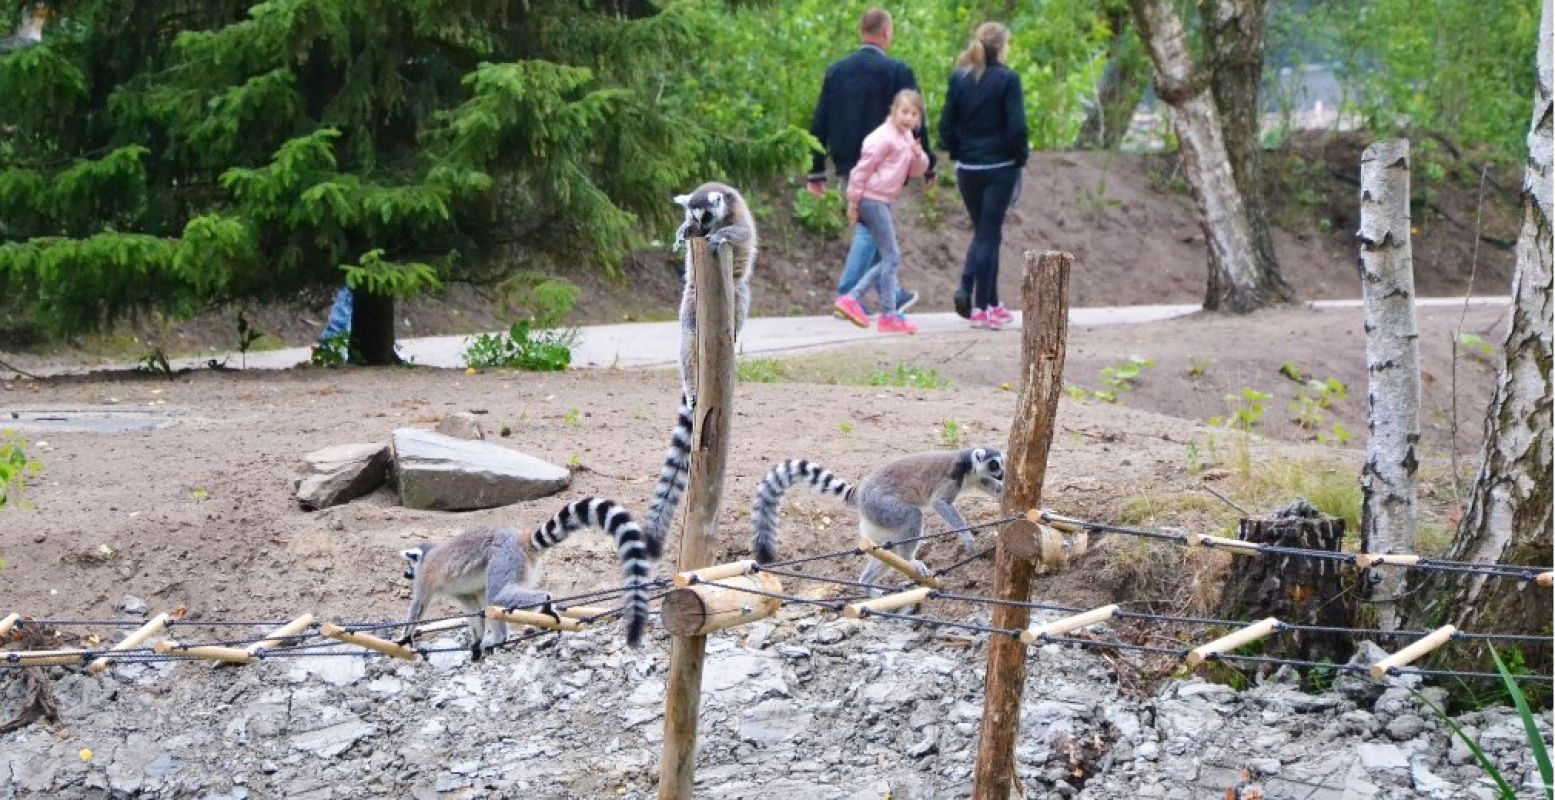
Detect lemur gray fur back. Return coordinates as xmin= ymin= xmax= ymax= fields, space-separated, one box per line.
xmin=642 ymin=182 xmax=757 ymax=544
xmin=399 ymin=496 xmax=658 ymax=652
xmin=749 ymin=448 xmax=1005 ymax=588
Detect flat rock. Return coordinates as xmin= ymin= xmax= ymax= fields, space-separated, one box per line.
xmin=436 ymin=412 xmax=485 ymax=440
xmin=392 ymin=429 xmax=569 ymax=511
xmin=294 ymin=443 xmax=390 ymax=511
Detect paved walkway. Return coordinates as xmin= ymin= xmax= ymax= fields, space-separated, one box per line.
xmin=19 ymin=297 xmax=1511 ymax=375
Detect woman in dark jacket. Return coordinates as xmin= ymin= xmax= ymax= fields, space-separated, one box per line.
xmin=938 ymin=22 xmax=1028 ymax=330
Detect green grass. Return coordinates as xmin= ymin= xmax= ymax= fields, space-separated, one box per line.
xmin=870 ymin=363 xmax=953 ymax=390
xmin=736 ymin=356 xmax=788 ymax=383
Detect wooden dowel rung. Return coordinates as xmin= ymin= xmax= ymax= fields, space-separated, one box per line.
xmin=674 ymin=560 xmax=755 ymax=588
xmin=485 ymin=607 xmax=585 ymax=632
xmin=87 ymin=613 xmax=170 ymax=674
xmin=248 ymin=613 xmax=315 ymax=654
xmin=0 ymin=613 xmax=18 ymax=639
xmin=319 ymin=623 xmax=419 ymax=660
xmin=1355 ymin=553 xmax=1422 ymax=569
xmin=1369 ymin=625 xmax=1456 ymax=679
xmin=1037 ymin=510 xmax=1081 ymax=534
xmin=857 ymin=538 xmax=942 ymax=588
xmin=1187 ymin=533 xmax=1263 ymax=556
xmin=843 ymin=587 xmax=934 ymax=619
xmin=1186 ymin=617 xmax=1283 ymax=667
xmin=1019 ymin=604 xmax=1119 ymax=644
xmin=2 ymin=649 xmax=94 ymax=667
xmin=153 ymin=639 xmax=255 ymax=665
xmin=557 ymin=605 xmax=613 ymax=621
xmin=1538 ymin=572 xmax=1553 ymax=588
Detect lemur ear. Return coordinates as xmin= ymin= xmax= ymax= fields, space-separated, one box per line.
xmin=972 ymin=447 xmax=987 ymax=463
xmin=672 ymin=193 xmax=692 ymax=207
xmin=707 ymin=191 xmax=723 ymax=207
xmin=399 ymin=548 xmax=421 ymax=564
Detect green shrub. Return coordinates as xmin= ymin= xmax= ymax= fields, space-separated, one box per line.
xmin=464 ymin=320 xmax=576 ymax=371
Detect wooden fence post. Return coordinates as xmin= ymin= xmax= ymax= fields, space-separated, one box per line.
xmin=657 ymin=238 xmax=736 ymax=800
xmin=972 ymin=250 xmax=1071 ymax=800
xmin=1357 ymin=138 xmax=1421 ymax=632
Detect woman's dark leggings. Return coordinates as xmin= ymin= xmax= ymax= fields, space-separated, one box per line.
xmin=955 ymin=165 xmax=1020 ymax=310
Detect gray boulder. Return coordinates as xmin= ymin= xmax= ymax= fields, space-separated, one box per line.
xmin=435 ymin=412 xmax=485 ymax=440
xmin=392 ymin=428 xmax=569 ymax=511
xmin=294 ymin=443 xmax=391 ymax=511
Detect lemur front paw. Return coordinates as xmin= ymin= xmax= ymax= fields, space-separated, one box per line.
xmin=539 ymin=598 xmax=562 ymax=626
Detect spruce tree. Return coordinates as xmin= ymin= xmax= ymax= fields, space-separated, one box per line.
xmin=0 ymin=0 xmax=806 ymax=363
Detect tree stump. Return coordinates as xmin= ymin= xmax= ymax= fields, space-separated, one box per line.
xmin=1214 ymin=500 xmax=1353 ymax=664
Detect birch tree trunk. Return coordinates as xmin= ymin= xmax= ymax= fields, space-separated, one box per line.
xmin=1356 ymin=139 xmax=1421 ymax=633
xmin=1202 ymin=0 xmax=1290 ymax=302
xmin=1128 ymin=0 xmax=1288 ymax=312
xmin=1405 ymin=0 xmax=1553 ymax=646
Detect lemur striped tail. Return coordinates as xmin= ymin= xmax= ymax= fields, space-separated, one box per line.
xmin=531 ymin=497 xmax=658 ymax=647
xmin=750 ymin=459 xmax=858 ymax=564
xmin=642 ymin=391 xmax=694 ymax=547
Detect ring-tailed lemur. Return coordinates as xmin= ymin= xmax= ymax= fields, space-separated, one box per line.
xmin=398 ymin=497 xmax=659 ymax=659
xmin=642 ymin=182 xmax=758 ymax=545
xmin=751 ymin=448 xmax=1005 ymax=593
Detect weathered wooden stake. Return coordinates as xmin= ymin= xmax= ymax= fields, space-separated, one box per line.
xmin=1186 ymin=617 xmax=1283 ymax=668
xmin=973 ymin=250 xmax=1071 ymax=800
xmin=658 ymin=238 xmax=736 ymax=800
xmin=1358 ymin=138 xmax=1422 ymax=632
xmin=661 ymin=573 xmax=784 ymax=636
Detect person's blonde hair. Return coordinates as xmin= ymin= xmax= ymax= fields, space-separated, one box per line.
xmin=889 ymin=89 xmax=925 ymax=121
xmin=956 ymin=22 xmax=1010 ymax=82
xmin=859 ymin=8 xmax=892 ymax=37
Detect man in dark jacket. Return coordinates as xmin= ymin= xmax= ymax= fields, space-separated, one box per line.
xmin=806 ymin=8 xmax=932 ymax=317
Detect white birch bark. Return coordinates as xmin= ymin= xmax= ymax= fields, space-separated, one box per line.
xmin=1356 ymin=139 xmax=1421 ymax=632
xmin=1128 ymin=0 xmax=1281 ymax=312
xmin=1410 ymin=0 xmax=1553 ymax=633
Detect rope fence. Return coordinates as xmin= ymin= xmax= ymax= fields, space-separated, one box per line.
xmin=3 ymin=512 xmax=1549 ymax=686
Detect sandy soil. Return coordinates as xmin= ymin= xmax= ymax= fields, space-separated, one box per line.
xmin=0 ymin=302 xmax=1500 ymax=637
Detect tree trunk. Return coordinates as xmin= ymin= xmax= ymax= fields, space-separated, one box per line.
xmin=1404 ymin=0 xmax=1552 ymax=652
xmin=1357 ymin=139 xmax=1422 ymax=632
xmin=349 ymin=290 xmax=400 ymax=366
xmin=1202 ymin=0 xmax=1290 ymax=302
xmin=1075 ymin=6 xmax=1148 ymax=150
xmin=1128 ymin=0 xmax=1287 ymax=313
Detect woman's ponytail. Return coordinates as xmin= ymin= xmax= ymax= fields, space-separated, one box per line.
xmin=955 ymin=22 xmax=1010 ymax=82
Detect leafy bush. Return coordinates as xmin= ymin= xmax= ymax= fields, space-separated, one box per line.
xmin=792 ymin=188 xmax=846 ymax=237
xmin=464 ymin=321 xmax=576 ymax=371
xmin=0 ymin=431 xmax=41 ymax=509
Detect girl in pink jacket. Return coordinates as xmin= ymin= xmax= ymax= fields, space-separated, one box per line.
xmin=837 ymin=89 xmax=931 ymax=334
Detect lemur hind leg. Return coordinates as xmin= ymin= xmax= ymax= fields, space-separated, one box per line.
xmin=858 ymin=493 xmax=927 ymax=598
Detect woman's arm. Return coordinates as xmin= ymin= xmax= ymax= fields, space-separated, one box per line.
xmin=1003 ymin=71 xmax=1029 ymax=167
xmin=938 ymin=73 xmax=960 ymax=162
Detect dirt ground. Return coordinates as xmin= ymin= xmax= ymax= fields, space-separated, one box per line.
xmin=0 ymin=302 xmax=1503 ymax=637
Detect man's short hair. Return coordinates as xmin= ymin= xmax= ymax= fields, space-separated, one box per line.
xmin=859 ymin=8 xmax=892 ymax=37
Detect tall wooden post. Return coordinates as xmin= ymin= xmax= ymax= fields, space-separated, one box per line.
xmin=657 ymin=238 xmax=736 ymax=799
xmin=973 ymin=251 xmax=1071 ymax=799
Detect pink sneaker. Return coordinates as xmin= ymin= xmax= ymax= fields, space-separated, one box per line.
xmin=969 ymin=309 xmax=989 ymax=329
xmin=833 ymin=295 xmax=869 ymax=328
xmin=877 ymin=314 xmax=918 ymax=335
xmin=988 ymin=304 xmax=1014 ymax=326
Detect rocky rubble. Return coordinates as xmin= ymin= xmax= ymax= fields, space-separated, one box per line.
xmin=1 ymin=611 xmax=1547 ymax=799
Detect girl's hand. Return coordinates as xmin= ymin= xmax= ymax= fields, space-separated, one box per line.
xmin=846 ymin=204 xmax=859 ymax=225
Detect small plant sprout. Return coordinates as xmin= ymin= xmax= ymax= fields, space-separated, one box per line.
xmin=939 ymin=418 xmax=964 ymax=448
xmin=1187 ymin=356 xmax=1215 ymax=380
xmin=235 ymin=311 xmax=264 ymax=369
xmin=838 ymin=420 xmax=855 ymax=436
xmin=737 ymin=357 xmax=787 ymax=383
xmin=562 ymin=408 xmax=581 ymax=426
xmin=1211 ymin=388 xmax=1272 ymax=431
xmin=568 ymin=453 xmax=582 ymax=468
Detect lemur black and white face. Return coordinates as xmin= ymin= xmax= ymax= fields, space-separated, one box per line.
xmin=970 ymin=447 xmax=1005 ymax=498
xmin=400 ymin=544 xmax=432 ymax=581
xmin=673 ymin=188 xmax=730 ymax=238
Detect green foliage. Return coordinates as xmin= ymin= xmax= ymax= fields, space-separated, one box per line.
xmin=1211 ymin=388 xmax=1273 ymax=431
xmin=737 ymin=356 xmax=788 ymax=383
xmin=838 ymin=420 xmax=855 ymax=436
xmin=463 ymin=320 xmax=575 ymax=372
xmin=1290 ymin=376 xmax=1348 ymax=433
xmin=1068 ymin=355 xmax=1152 ymax=403
xmin=562 ymin=408 xmax=582 ymax=427
xmin=1458 ymin=332 xmax=1497 ymax=357
xmin=311 ymin=330 xmax=352 ymax=367
xmin=135 ymin=348 xmax=174 ymax=377
xmin=1187 ymin=356 xmax=1214 ymax=380
xmin=0 ymin=430 xmax=41 ymax=510
xmin=0 ymin=1 xmax=810 ymax=343
xmin=939 ymin=417 xmax=964 ymax=448
xmin=1272 ymin=0 xmax=1538 ymax=160
xmin=792 ymin=187 xmax=846 ymax=237
xmin=870 ymin=363 xmax=952 ymax=390
xmin=1413 ymin=649 xmax=1552 ymax=800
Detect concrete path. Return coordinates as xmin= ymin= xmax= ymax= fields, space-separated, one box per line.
xmin=17 ymin=296 xmax=1510 ymax=376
